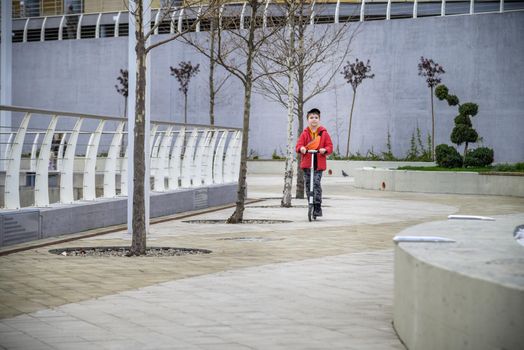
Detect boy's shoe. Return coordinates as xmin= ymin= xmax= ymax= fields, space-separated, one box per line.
xmin=314 ymin=205 xmax=323 ymax=217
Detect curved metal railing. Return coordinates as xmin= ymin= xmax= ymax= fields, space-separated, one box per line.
xmin=9 ymin=0 xmax=524 ymax=43
xmin=0 ymin=105 xmax=242 ymax=209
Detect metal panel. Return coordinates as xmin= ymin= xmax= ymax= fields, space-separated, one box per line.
xmin=213 ymin=130 xmax=228 ymax=184
xmin=150 ymin=125 xmax=162 ymax=177
xmin=181 ymin=128 xmax=198 ymax=187
xmin=120 ymin=133 xmax=128 ymax=196
xmin=154 ymin=126 xmax=173 ymax=192
xmin=0 ymin=210 xmax=40 ymax=247
xmin=5 ymin=133 xmax=14 ymax=161
xmin=103 ymin=121 xmax=124 ymax=198
xmin=60 ymin=118 xmax=83 ymax=204
xmin=204 ymin=130 xmax=219 ymax=185
xmin=4 ymin=113 xmax=31 ymax=209
xmin=223 ymin=130 xmax=239 ymax=183
xmin=56 ymin=132 xmax=67 ymax=172
xmin=30 ymin=133 xmax=39 ymax=172
xmin=83 ymin=120 xmax=105 ymax=201
xmin=233 ymin=132 xmax=242 ymax=181
xmin=193 ymin=129 xmax=210 ymax=187
xmin=193 ymin=188 xmax=208 ymax=210
xmin=168 ymin=127 xmax=185 ymax=190
xmin=34 ymin=115 xmax=58 ymax=207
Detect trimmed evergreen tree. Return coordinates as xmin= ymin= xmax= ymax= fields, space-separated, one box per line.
xmin=435 ymin=84 xmax=493 ymax=167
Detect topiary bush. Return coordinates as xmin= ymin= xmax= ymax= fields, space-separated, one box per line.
xmin=434 ymin=84 xmax=492 ymax=166
xmin=435 ymin=144 xmax=463 ymax=168
xmin=464 ymin=147 xmax=494 ymax=167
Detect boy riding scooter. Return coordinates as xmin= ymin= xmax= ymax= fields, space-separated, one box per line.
xmin=296 ymin=108 xmax=333 ymax=219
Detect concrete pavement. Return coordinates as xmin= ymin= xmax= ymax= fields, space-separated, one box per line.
xmin=0 ymin=175 xmax=522 ymax=349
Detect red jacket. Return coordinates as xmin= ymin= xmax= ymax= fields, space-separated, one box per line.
xmin=295 ymin=126 xmax=333 ymax=171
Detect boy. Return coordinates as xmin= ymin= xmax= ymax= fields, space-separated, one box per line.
xmin=296 ymin=108 xmax=333 ymax=217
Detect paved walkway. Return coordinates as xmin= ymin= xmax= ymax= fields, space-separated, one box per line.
xmin=0 ymin=175 xmax=523 ymax=349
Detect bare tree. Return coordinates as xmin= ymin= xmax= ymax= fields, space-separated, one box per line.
xmin=254 ymin=1 xmax=357 ymax=204
xmin=115 ymin=68 xmax=129 ymax=117
xmin=207 ymin=8 xmax=231 ymax=126
xmin=341 ymin=58 xmax=375 ymax=158
xmin=182 ymin=0 xmax=290 ymax=223
xmin=418 ymin=56 xmax=445 ymax=160
xmin=126 ymin=0 xmax=212 ymax=256
xmin=170 ymin=61 xmax=200 ymax=124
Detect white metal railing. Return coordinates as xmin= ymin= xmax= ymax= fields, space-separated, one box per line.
xmin=0 ymin=105 xmax=242 ymax=210
xmin=8 ymin=1 xmax=523 ymax=43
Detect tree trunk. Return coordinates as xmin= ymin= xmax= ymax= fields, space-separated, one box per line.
xmin=281 ymin=18 xmax=296 ymax=208
xmin=130 ymin=1 xmax=147 ymax=256
xmin=345 ymin=90 xmax=356 ymax=158
xmin=209 ymin=20 xmax=216 ymax=126
xmin=227 ymin=10 xmax=256 ymax=224
xmin=463 ymin=142 xmax=468 ymax=167
xmin=430 ymin=86 xmax=435 ymax=161
xmin=124 ymin=96 xmax=127 ymax=118
xmin=184 ymin=92 xmax=188 ymax=124
xmin=295 ymin=17 xmax=306 ymax=200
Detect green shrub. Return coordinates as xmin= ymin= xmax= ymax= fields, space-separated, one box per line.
xmin=435 ymin=144 xmax=463 ymax=168
xmin=464 ymin=147 xmax=494 ymax=167
xmin=435 ymin=85 xmax=448 ymax=100
xmin=272 ymin=149 xmax=284 ymax=160
xmin=454 ymin=114 xmax=472 ymax=127
xmin=446 ymin=95 xmax=459 ymax=106
xmin=459 ymin=103 xmax=478 ymax=117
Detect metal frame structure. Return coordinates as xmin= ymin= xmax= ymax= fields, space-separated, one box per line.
xmin=0 ymin=105 xmax=241 ymax=210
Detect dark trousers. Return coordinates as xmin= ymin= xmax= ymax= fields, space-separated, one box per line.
xmin=303 ymin=169 xmax=323 ymax=208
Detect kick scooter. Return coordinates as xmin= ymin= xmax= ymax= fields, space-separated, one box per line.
xmin=307 ymin=150 xmax=318 ymax=222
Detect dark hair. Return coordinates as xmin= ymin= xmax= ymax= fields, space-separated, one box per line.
xmin=307 ymin=108 xmax=321 ymax=118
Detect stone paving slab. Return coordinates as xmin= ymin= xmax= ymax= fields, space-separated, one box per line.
xmin=0 ymin=251 xmax=404 ymax=350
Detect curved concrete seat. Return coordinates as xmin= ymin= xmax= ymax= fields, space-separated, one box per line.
xmin=393 ymin=214 xmax=524 ymax=350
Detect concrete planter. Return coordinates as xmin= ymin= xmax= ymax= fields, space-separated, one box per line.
xmin=354 ymin=168 xmax=524 ymax=197
xmin=248 ymin=160 xmax=435 ymax=177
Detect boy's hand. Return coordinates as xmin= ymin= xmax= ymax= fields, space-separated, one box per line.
xmin=319 ymin=148 xmax=327 ymax=154
xmin=300 ymin=147 xmax=306 ymax=154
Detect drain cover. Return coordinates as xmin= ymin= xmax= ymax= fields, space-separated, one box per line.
xmin=218 ymin=237 xmax=284 ymax=242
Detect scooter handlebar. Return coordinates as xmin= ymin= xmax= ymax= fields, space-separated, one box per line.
xmin=307 ymin=150 xmax=318 ymax=154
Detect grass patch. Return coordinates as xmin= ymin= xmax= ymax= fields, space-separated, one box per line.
xmin=397 ymin=163 xmax=524 ymax=173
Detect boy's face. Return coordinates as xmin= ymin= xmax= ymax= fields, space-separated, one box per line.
xmin=307 ymin=113 xmax=320 ymax=129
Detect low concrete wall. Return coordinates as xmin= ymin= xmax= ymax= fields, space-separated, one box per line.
xmin=0 ymin=184 xmax=237 ymax=246
xmin=393 ymin=215 xmax=524 ymax=350
xmin=247 ymin=160 xmax=435 ymax=177
xmin=354 ymin=168 xmax=524 ymax=197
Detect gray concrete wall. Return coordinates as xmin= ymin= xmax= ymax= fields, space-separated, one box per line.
xmin=11 ymin=12 xmax=524 ymax=162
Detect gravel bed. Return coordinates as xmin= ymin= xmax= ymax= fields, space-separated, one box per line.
xmin=182 ymin=219 xmax=292 ymax=224
xmin=246 ymin=205 xmax=330 ymax=208
xmin=49 ymin=247 xmax=212 ymax=257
